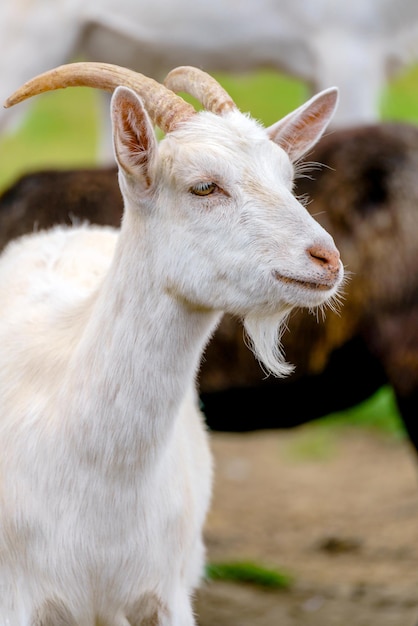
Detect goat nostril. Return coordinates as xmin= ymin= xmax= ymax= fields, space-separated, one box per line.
xmin=307 ymin=245 xmax=340 ymax=270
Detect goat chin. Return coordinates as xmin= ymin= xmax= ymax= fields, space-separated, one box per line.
xmin=243 ymin=310 xmax=294 ymax=378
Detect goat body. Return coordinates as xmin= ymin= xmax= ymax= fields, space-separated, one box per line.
xmin=0 ymin=64 xmax=342 ymax=624
xmin=2 ymin=0 xmax=418 ymax=156
xmin=0 ymin=225 xmax=213 ymax=624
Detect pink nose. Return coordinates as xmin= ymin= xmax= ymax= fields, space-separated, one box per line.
xmin=307 ymin=243 xmax=341 ymax=274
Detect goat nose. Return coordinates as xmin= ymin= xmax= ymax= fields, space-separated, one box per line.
xmin=307 ymin=243 xmax=341 ymax=272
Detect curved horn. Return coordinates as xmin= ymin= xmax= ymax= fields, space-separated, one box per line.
xmin=164 ymin=66 xmax=237 ymax=116
xmin=4 ymin=62 xmax=196 ymax=133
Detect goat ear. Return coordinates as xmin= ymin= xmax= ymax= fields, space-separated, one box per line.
xmin=267 ymin=87 xmax=338 ymax=162
xmin=111 ymin=86 xmax=157 ymax=184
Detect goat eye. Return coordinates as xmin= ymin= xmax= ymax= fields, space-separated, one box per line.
xmin=190 ymin=182 xmax=217 ymax=196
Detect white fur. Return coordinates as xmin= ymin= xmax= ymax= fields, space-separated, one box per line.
xmin=0 ymin=78 xmax=343 ymax=624
xmin=2 ymin=0 xmax=418 ymax=158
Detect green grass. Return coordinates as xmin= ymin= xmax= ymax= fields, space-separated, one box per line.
xmin=0 ymin=87 xmax=99 ymax=190
xmin=206 ymin=560 xmax=292 ymax=589
xmin=1 ymin=65 xmax=416 ymax=435
xmin=285 ymin=387 xmax=405 ymax=462
xmin=318 ymin=385 xmax=405 ymax=439
xmin=212 ymin=70 xmax=309 ymax=125
xmin=380 ymin=63 xmax=418 ymax=123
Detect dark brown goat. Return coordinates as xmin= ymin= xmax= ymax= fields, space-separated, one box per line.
xmin=0 ymin=167 xmax=122 ymax=243
xmin=1 ymin=123 xmax=417 ymax=454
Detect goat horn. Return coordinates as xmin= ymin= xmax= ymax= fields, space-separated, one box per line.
xmin=4 ymin=62 xmax=196 ymax=133
xmin=164 ymin=66 xmax=237 ymax=116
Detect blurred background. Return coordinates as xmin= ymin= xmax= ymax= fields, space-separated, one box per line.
xmin=1 ymin=2 xmax=418 ymax=624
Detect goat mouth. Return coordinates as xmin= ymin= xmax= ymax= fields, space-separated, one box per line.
xmin=273 ymin=271 xmax=335 ymax=291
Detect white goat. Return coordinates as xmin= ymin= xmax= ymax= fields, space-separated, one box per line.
xmin=2 ymin=0 xmax=418 ymax=157
xmin=0 ymin=62 xmax=342 ymax=625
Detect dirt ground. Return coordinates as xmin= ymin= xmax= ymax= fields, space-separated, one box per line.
xmin=195 ymin=424 xmax=418 ymax=626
